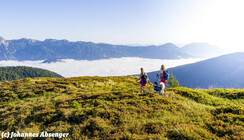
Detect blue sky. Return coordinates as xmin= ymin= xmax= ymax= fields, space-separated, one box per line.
xmin=1 ymin=0 xmax=244 ymax=51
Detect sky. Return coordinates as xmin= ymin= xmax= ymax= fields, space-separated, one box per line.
xmin=1 ymin=0 xmax=244 ymax=51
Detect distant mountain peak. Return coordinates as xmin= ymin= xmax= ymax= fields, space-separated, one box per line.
xmin=181 ymin=43 xmax=224 ymax=57
xmin=42 ymin=58 xmax=64 ymax=63
xmin=157 ymin=43 xmax=175 ymax=46
xmin=15 ymin=38 xmax=38 ymax=43
xmin=183 ymin=42 xmax=218 ymax=48
xmin=164 ymin=42 xmax=177 ymax=46
xmin=44 ymin=39 xmax=69 ymax=43
xmin=44 ymin=39 xmax=58 ymax=42
xmin=0 ymin=36 xmax=9 ymax=46
xmin=0 ymin=36 xmax=5 ymax=42
xmin=0 ymin=36 xmax=4 ymax=40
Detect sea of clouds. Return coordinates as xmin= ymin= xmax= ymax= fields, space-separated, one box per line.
xmin=0 ymin=57 xmax=207 ymax=77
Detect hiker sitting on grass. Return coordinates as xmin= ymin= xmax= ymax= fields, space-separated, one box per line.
xmin=137 ymin=68 xmax=150 ymax=93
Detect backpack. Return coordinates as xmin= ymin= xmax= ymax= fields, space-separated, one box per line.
xmin=164 ymin=70 xmax=169 ymax=80
xmin=161 ymin=70 xmax=169 ymax=80
xmin=141 ymin=74 xmax=148 ymax=84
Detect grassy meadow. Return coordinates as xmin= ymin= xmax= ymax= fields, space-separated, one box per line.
xmin=0 ymin=76 xmax=243 ymax=139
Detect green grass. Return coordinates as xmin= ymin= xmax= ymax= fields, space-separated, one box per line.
xmin=0 ymin=76 xmax=243 ymax=139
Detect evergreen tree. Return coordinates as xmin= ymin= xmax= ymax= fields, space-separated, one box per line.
xmin=168 ymin=73 xmax=179 ymax=88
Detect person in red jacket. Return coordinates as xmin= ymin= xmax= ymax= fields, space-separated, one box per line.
xmin=160 ymin=65 xmax=167 ymax=84
xmin=156 ymin=64 xmax=168 ymax=93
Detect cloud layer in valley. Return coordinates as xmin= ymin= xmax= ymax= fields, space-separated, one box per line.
xmin=0 ymin=57 xmax=206 ymax=77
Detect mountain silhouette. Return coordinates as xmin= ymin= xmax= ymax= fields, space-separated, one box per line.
xmin=147 ymin=52 xmax=244 ymax=88
xmin=0 ymin=36 xmax=223 ymax=61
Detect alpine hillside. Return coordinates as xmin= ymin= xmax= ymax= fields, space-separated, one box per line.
xmin=0 ymin=76 xmax=243 ymax=139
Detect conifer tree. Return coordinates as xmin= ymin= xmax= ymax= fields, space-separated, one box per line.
xmin=168 ymin=73 xmax=179 ymax=88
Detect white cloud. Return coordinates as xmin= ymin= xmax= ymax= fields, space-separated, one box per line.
xmin=0 ymin=57 xmax=206 ymax=77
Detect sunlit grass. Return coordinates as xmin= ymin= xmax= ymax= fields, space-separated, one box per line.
xmin=0 ymin=76 xmax=243 ymax=139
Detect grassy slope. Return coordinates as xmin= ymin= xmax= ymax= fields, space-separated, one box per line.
xmin=0 ymin=76 xmax=243 ymax=139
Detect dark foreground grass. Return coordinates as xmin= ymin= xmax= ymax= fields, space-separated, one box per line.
xmin=0 ymin=76 xmax=243 ymax=139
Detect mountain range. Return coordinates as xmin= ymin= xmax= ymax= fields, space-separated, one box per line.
xmin=147 ymin=52 xmax=244 ymax=89
xmin=0 ymin=36 xmax=224 ymax=61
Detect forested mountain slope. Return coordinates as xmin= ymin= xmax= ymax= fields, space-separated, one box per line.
xmin=0 ymin=66 xmax=63 ymax=81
